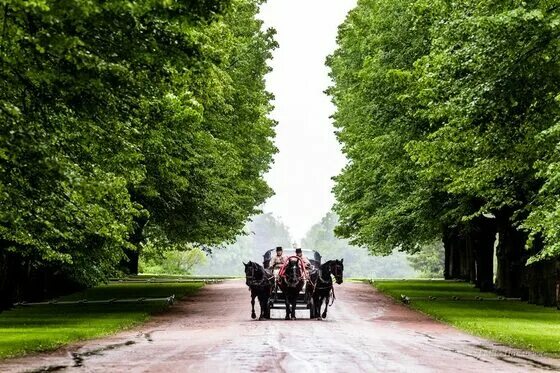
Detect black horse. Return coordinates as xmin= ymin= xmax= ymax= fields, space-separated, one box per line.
xmin=243 ymin=261 xmax=273 ymax=320
xmin=277 ymin=256 xmax=306 ymax=320
xmin=306 ymin=259 xmax=344 ymax=320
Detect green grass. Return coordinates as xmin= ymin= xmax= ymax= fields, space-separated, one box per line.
xmin=0 ymin=282 xmax=204 ymax=359
xmin=373 ymin=280 xmax=560 ymax=356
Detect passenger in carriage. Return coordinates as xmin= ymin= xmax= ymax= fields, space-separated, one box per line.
xmin=269 ymin=246 xmax=287 ymax=280
xmin=295 ymin=248 xmax=311 ymax=270
xmin=295 ymin=248 xmax=312 ymax=282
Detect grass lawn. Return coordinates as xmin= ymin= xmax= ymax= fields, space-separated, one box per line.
xmin=373 ymin=280 xmax=560 ymax=356
xmin=0 ymin=282 xmax=203 ymax=359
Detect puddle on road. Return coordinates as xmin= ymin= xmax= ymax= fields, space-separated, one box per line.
xmin=72 ymin=341 xmax=136 ymax=367
xmin=29 ymin=365 xmax=67 ymax=372
xmin=30 ymin=340 xmax=137 ymax=372
xmin=475 ymin=344 xmax=559 ymax=371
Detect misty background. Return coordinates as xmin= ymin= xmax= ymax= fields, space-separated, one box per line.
xmin=193 ymin=212 xmax=419 ymax=278
xmin=138 ymin=211 xmax=443 ymax=278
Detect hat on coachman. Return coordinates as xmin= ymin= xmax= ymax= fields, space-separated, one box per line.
xmin=276 ymin=246 xmax=283 ymax=252
xmin=295 ymin=248 xmax=302 ymax=254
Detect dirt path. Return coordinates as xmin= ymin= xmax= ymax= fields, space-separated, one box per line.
xmin=2 ymin=280 xmax=559 ymax=372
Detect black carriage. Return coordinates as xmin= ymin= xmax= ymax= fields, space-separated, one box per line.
xmin=263 ymin=248 xmax=321 ymax=318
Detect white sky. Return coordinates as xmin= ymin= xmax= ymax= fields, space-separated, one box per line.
xmin=258 ymin=0 xmax=357 ymax=243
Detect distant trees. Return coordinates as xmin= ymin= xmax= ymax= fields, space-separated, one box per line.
xmin=328 ymin=0 xmax=560 ymax=304
xmin=0 ymin=0 xmax=276 ymax=308
xmin=193 ymin=213 xmax=292 ymax=276
xmin=140 ymin=246 xmax=207 ymax=276
xmin=302 ymin=212 xmax=417 ymax=278
xmin=407 ymin=242 xmax=445 ymax=278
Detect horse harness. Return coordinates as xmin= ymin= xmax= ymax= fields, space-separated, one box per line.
xmin=246 ymin=263 xmax=274 ymax=288
xmin=309 ymin=264 xmax=337 ymax=306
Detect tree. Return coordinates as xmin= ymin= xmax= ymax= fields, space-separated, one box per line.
xmin=408 ymin=0 xmax=560 ymax=297
xmin=0 ymin=0 xmax=277 ymax=308
xmin=328 ymin=0 xmax=560 ymax=302
xmin=139 ymin=244 xmax=207 ymax=275
xmin=327 ymin=0 xmax=449 ymax=257
xmin=407 ymin=242 xmax=445 ymax=278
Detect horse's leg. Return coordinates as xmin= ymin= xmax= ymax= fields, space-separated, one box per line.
xmin=291 ymin=291 xmax=297 ymax=320
xmin=284 ymin=295 xmax=291 ymax=320
xmin=258 ymin=293 xmax=266 ymax=320
xmin=251 ymin=290 xmax=257 ymax=319
xmin=321 ymin=292 xmax=329 ymax=319
xmin=315 ymin=294 xmax=322 ymax=320
xmin=264 ymin=295 xmax=270 ymax=319
xmin=289 ymin=294 xmax=296 ymax=320
xmin=265 ymin=287 xmax=271 ymax=319
xmin=281 ymin=286 xmax=290 ymax=320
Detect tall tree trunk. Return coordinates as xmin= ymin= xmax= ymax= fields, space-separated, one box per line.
xmin=0 ymin=249 xmax=13 ymax=311
xmin=495 ymin=211 xmax=526 ymax=297
xmin=524 ymin=235 xmax=558 ymax=306
xmin=458 ymin=229 xmax=474 ymax=282
xmin=450 ymin=230 xmax=462 ymax=279
xmin=0 ymin=242 xmax=24 ymax=311
xmin=557 ymin=267 xmax=560 ymax=310
xmin=526 ymin=260 xmax=557 ymax=306
xmin=122 ymin=215 xmax=149 ymax=275
xmin=443 ymin=226 xmax=465 ymax=279
xmin=443 ymin=227 xmax=452 ymax=279
xmin=470 ymin=217 xmax=497 ymax=292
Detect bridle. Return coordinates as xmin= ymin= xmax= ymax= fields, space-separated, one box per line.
xmin=330 ymin=260 xmax=343 ymax=284
xmin=245 ymin=262 xmax=273 ymax=288
xmin=312 ymin=261 xmax=334 ymax=290
xmin=309 ymin=260 xmax=344 ymax=304
xmin=280 ymin=258 xmax=305 ymax=287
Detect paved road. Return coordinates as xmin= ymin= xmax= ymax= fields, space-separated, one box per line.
xmin=2 ymin=280 xmax=559 ymax=372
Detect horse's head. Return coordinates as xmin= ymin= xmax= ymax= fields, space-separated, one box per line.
xmin=330 ymin=259 xmax=344 ymax=284
xmin=283 ymin=257 xmax=303 ymax=287
xmin=243 ymin=261 xmax=261 ymax=287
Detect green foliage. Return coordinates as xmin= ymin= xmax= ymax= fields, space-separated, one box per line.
xmin=327 ymin=0 xmax=447 ymax=255
xmin=407 ymin=242 xmax=445 ymax=278
xmin=302 ymin=212 xmax=417 ymax=278
xmin=328 ymin=0 xmax=560 ymax=262
xmin=374 ymin=280 xmax=560 ymax=355
xmin=0 ymin=281 xmax=203 ymax=358
xmin=139 ymin=246 xmax=207 ymax=275
xmin=409 ymin=0 xmax=560 ymax=227
xmin=0 ymin=0 xmax=277 ymax=290
xmin=193 ymin=213 xmax=292 ymax=276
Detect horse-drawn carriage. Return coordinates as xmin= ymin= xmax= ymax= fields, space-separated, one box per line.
xmin=243 ymin=248 xmax=344 ymax=320
xmin=263 ymin=248 xmax=320 ymax=318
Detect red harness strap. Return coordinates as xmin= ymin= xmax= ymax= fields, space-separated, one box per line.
xmin=278 ymin=256 xmax=306 ymax=280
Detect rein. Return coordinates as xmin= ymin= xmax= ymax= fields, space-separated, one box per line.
xmin=278 ymin=257 xmax=305 ymax=286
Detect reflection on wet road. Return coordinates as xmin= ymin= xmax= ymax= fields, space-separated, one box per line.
xmin=2 ymin=280 xmax=559 ymax=372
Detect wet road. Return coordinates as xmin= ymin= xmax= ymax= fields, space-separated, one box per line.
xmin=2 ymin=280 xmax=559 ymax=372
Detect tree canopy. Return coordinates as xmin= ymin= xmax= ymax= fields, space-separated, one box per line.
xmin=0 ymin=0 xmax=277 ymax=304
xmin=328 ymin=0 xmax=560 ymax=259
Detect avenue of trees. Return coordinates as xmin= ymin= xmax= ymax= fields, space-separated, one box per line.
xmin=0 ymin=0 xmax=277 ymax=309
xmin=328 ymin=0 xmax=560 ymax=305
